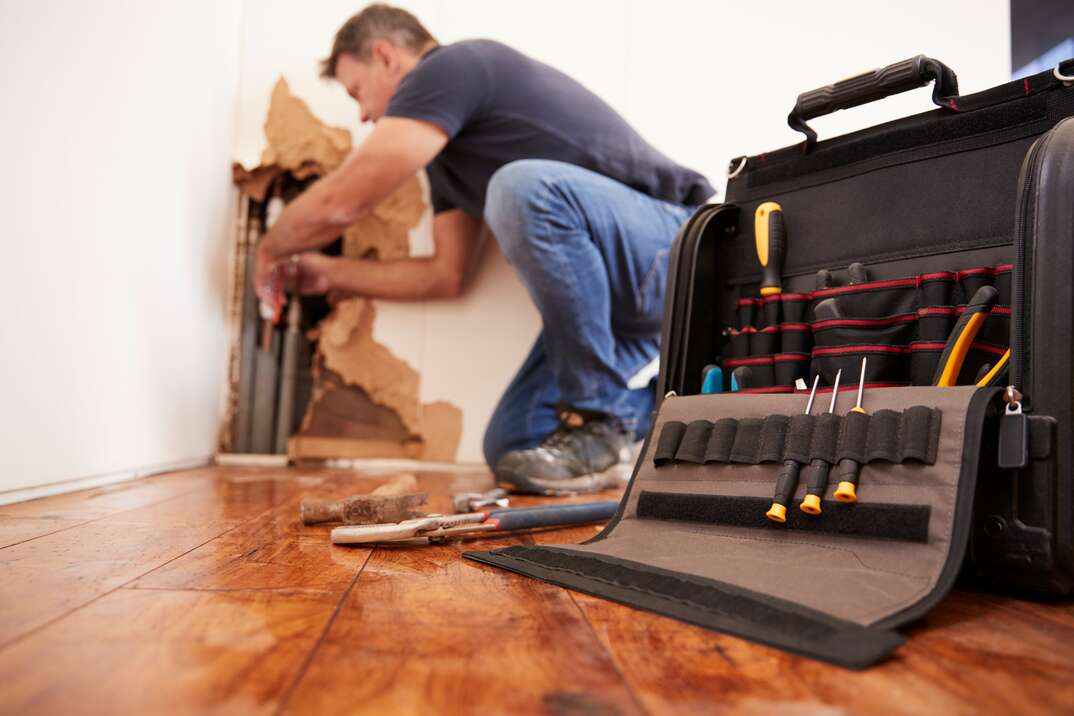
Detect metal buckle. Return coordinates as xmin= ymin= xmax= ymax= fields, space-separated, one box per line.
xmin=726 ymin=156 xmax=747 ymax=180
xmin=1054 ymin=64 xmax=1074 ymax=85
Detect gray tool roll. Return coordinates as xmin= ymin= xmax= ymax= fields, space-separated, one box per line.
xmin=467 ymin=386 xmax=1003 ymax=669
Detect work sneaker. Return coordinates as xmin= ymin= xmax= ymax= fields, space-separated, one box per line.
xmin=494 ymin=409 xmax=636 ymax=495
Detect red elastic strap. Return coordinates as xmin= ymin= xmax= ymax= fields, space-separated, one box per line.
xmin=812 ymin=345 xmax=911 ymax=356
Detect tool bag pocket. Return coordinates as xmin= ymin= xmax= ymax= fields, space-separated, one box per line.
xmin=723 ymin=267 xmax=1013 ymax=393
xmin=467 ymin=386 xmax=1002 ymax=669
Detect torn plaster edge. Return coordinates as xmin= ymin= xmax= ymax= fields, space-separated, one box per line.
xmin=0 ymin=456 xmax=212 ymax=507
xmin=217 ymin=189 xmax=251 ymax=452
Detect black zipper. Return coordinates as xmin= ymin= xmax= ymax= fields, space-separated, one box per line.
xmin=1011 ymin=130 xmax=1055 ymax=395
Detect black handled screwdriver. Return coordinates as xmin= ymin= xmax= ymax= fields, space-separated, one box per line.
xmin=834 ymin=357 xmax=868 ymax=503
xmin=754 ymin=202 xmax=786 ymax=297
xmin=800 ymin=369 xmax=842 ymax=515
xmin=766 ymin=375 xmax=820 ymax=523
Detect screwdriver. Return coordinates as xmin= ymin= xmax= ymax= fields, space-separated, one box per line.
xmin=766 ymin=374 xmax=820 ymax=523
xmin=800 ymin=369 xmax=842 ymax=515
xmin=754 ymin=202 xmax=786 ymax=297
xmin=834 ymin=357 xmax=867 ymax=503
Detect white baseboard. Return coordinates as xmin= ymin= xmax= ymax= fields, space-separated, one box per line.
xmin=0 ymin=456 xmax=212 ymax=507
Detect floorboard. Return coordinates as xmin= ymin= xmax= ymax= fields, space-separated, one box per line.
xmin=0 ymin=465 xmax=1072 ymax=715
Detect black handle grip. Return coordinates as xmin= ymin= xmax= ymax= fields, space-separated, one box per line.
xmin=788 ymin=55 xmax=959 ymax=149
xmin=772 ymin=459 xmax=801 ymax=506
xmin=489 ymin=501 xmax=619 ymax=531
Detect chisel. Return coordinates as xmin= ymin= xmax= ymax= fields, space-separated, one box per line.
xmin=754 ymin=202 xmax=786 ymax=297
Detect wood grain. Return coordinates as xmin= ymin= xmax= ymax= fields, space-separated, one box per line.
xmin=0 ymin=516 xmax=85 ymax=549
xmin=1 ymin=465 xmax=1072 ymax=715
xmin=282 ymin=533 xmax=643 ymax=715
xmin=0 ymin=588 xmax=340 ymax=715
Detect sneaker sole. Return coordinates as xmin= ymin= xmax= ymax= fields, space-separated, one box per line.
xmin=496 ymin=442 xmax=641 ymax=496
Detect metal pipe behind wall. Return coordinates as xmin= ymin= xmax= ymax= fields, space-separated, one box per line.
xmin=274 ymin=298 xmax=302 ymax=454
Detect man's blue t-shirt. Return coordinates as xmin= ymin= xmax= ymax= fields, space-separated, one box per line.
xmin=385 ymin=40 xmax=715 ymax=218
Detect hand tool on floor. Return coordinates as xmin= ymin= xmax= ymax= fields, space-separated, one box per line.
xmin=766 ymin=374 xmax=820 ymax=522
xmin=932 ymin=285 xmax=999 ymax=386
xmin=754 ymin=202 xmax=786 ymax=296
xmin=800 ymin=369 xmax=842 ymax=515
xmin=453 ymin=488 xmax=510 ymax=512
xmin=301 ymin=473 xmax=424 ymax=525
xmin=701 ymin=364 xmax=724 ymax=394
xmin=834 ymin=357 xmax=868 ymax=503
xmin=331 ymin=500 xmax=619 ymax=545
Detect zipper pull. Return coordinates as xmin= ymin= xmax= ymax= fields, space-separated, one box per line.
xmin=998 ymin=385 xmax=1029 ymax=470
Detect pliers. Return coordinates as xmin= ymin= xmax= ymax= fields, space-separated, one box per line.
xmin=331 ymin=500 xmax=619 ymax=545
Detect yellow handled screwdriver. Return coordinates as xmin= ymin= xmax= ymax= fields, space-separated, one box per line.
xmin=754 ymin=202 xmax=786 ymax=297
xmin=800 ymin=369 xmax=841 ymax=515
xmin=766 ymin=375 xmax=820 ymax=523
xmin=834 ymin=357 xmax=868 ymax=503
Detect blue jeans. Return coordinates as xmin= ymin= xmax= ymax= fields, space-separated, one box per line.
xmin=481 ymin=159 xmax=697 ymax=468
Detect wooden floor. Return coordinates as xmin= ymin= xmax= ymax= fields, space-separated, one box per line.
xmin=0 ymin=466 xmax=1073 ymax=715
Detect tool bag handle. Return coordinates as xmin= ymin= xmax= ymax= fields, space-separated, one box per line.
xmin=788 ymin=55 xmax=960 ymax=150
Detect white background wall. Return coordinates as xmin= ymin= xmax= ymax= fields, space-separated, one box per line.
xmin=234 ymin=0 xmax=1011 ymax=463
xmin=0 ymin=0 xmax=1012 ymax=493
xmin=0 ymin=1 xmax=243 ymax=495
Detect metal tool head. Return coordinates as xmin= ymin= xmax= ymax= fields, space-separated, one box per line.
xmin=856 ymin=357 xmax=868 ymax=409
xmin=805 ymin=374 xmax=821 ymax=414
xmin=452 ymin=488 xmax=510 ymax=513
xmin=828 ymin=369 xmax=843 ymax=412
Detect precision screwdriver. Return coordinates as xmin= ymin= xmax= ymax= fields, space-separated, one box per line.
xmin=766 ymin=375 xmax=820 ymax=523
xmin=800 ymin=369 xmax=842 ymax=515
xmin=834 ymin=357 xmax=868 ymax=503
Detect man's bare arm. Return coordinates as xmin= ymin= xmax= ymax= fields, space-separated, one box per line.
xmin=295 ymin=209 xmax=483 ymax=300
xmin=255 ymin=116 xmax=447 ymax=298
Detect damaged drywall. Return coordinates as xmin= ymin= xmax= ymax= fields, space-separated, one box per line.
xmin=231 ymin=75 xmax=462 ymax=462
xmin=343 ymin=175 xmax=424 ymax=261
xmin=232 ymin=77 xmax=352 ymax=201
xmin=311 ymin=298 xmax=462 ymax=461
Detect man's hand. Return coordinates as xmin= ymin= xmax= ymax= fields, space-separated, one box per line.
xmin=251 ymin=117 xmax=448 ymax=302
xmin=292 ymin=253 xmax=339 ymax=295
xmin=254 ymin=244 xmax=283 ymax=307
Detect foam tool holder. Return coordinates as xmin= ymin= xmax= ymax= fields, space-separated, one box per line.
xmin=467 ymin=385 xmax=1007 ymax=669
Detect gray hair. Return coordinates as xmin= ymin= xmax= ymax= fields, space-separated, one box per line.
xmin=321 ymin=4 xmax=437 ymax=78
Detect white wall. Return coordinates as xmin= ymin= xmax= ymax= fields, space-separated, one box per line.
xmin=0 ymin=1 xmax=243 ymax=494
xmin=234 ymin=0 xmax=1010 ymax=463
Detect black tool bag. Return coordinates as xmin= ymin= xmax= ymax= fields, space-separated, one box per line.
xmin=468 ymin=57 xmax=1074 ymax=668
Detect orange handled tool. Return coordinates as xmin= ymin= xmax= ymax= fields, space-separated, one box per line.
xmin=932 ymin=285 xmax=999 ymax=386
